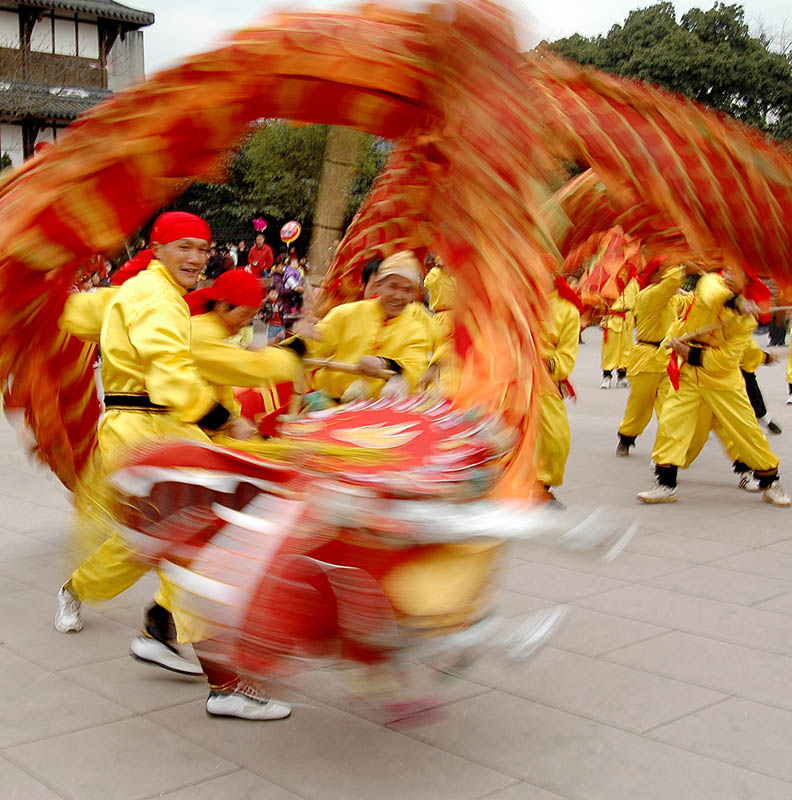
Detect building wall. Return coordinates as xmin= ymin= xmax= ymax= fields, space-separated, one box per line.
xmin=0 ymin=10 xmax=19 ymax=48
xmin=0 ymin=123 xmax=24 ymax=166
xmin=107 ymin=30 xmax=145 ymax=91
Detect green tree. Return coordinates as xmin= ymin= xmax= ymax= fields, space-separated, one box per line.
xmin=543 ymin=3 xmax=792 ymax=139
xmin=0 ymin=152 xmax=12 ymax=172
xmin=345 ymin=134 xmax=390 ymax=225
xmin=246 ymin=121 xmax=329 ymax=221
xmin=163 ymin=122 xmax=387 ymax=239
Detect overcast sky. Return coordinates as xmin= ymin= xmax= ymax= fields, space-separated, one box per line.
xmin=140 ymin=0 xmax=791 ymax=75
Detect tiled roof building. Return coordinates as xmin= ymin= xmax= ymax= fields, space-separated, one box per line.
xmin=0 ymin=0 xmax=154 ymax=164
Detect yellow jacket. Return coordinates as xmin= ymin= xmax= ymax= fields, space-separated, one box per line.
xmin=307 ymin=299 xmax=431 ymax=399
xmin=671 ymin=291 xmax=694 ymax=319
xmin=190 ymin=312 xmax=301 ymax=412
xmin=628 ymin=266 xmax=683 ymax=374
xmin=541 ymin=290 xmax=580 ymax=394
xmin=62 ymin=290 xmax=301 ymax=423
xmin=406 ymin=302 xmax=450 ymax=365
xmin=60 ymin=289 xmax=114 ymax=343
xmin=424 ymin=266 xmax=455 ymax=312
xmin=602 ymin=279 xmax=638 ymax=332
xmin=62 ymin=263 xmax=219 ymax=464
xmin=424 ymin=266 xmax=456 ymax=341
xmin=670 ymin=273 xmax=757 ymax=391
xmin=740 ymin=339 xmax=767 ymax=374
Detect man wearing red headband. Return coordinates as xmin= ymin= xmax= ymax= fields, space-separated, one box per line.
xmin=535 ymin=276 xmax=581 ymax=504
xmin=615 ymin=261 xmax=685 ymax=457
xmin=185 ymin=270 xmax=303 ymax=422
xmin=60 ymin=260 xmax=302 ymax=718
xmin=56 ymin=212 xmax=235 ymax=669
xmin=638 ymin=268 xmax=790 ymax=507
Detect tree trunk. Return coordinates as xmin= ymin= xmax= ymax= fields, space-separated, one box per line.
xmin=307 ymin=125 xmax=365 ymax=284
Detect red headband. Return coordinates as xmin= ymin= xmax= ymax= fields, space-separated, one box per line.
xmin=185 ymin=269 xmax=263 ymax=316
xmin=150 ymin=211 xmax=211 ymax=245
xmin=554 ymin=275 xmax=584 ymax=314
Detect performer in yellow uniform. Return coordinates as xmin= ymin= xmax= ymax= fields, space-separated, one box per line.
xmin=424 ymin=255 xmax=456 ymax=341
xmin=600 ymin=278 xmax=638 ymax=389
xmin=55 ymin=213 xmax=229 ymax=668
xmin=786 ymin=345 xmax=792 ymax=405
xmin=362 ymin=257 xmax=450 ymax=391
xmin=58 ymin=228 xmax=296 ymax=719
xmin=302 ymin=251 xmax=432 ymax=402
xmin=682 ymin=337 xmax=782 ymax=492
xmin=616 ymin=262 xmax=684 ymax=456
xmin=637 ymin=269 xmax=790 ymax=506
xmin=186 ymin=269 xmax=302 ymax=402
xmin=536 ymin=277 xmax=581 ymax=502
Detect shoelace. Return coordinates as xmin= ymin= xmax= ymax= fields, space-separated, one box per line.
xmin=235 ymin=682 xmax=271 ymax=704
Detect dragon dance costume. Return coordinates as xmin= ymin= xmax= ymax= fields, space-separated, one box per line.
xmin=1 ymin=0 xmax=792 ymax=722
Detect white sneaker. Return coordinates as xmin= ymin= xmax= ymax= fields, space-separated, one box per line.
xmin=130 ymin=635 xmax=204 ymax=675
xmin=763 ymin=481 xmax=792 ymax=508
xmin=616 ymin=377 xmax=629 ymax=388
xmin=786 ymin=395 xmax=792 ymax=406
xmin=206 ymin=682 xmax=292 ymax=720
xmin=637 ymin=484 xmax=678 ymax=504
xmin=600 ymin=376 xmax=612 ymax=389
xmin=738 ymin=474 xmax=761 ymax=493
xmin=55 ymin=583 xmax=83 ymax=633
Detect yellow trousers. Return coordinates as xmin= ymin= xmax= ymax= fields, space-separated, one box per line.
xmin=682 ymin=414 xmax=742 ymax=470
xmin=601 ymin=327 xmax=632 ymax=371
xmin=536 ymin=392 xmax=570 ymax=488
xmin=618 ymin=372 xmax=670 ymax=438
xmin=69 ymin=533 xmax=172 ymax=610
xmin=787 ymin=347 xmax=792 ymax=385
xmin=652 ymin=378 xmax=779 ymax=472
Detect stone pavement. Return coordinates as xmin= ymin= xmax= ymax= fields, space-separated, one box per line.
xmin=2 ymin=329 xmax=792 ymax=800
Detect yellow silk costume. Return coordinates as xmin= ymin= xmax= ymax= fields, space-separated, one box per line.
xmin=308 ymin=298 xmax=431 ymax=399
xmin=652 ymin=273 xmax=779 ymax=473
xmin=62 ymin=263 xmax=223 ymax=605
xmin=787 ymin=345 xmax=792 ymax=387
xmin=96 ymin=261 xmax=219 ymax=461
xmin=618 ymin=267 xmax=683 ymax=439
xmin=601 ymin=279 xmax=638 ymax=371
xmin=536 ymin=290 xmax=580 ymax=488
xmin=406 ymin=302 xmax=450 ymax=367
xmin=423 ymin=265 xmax=456 ymax=339
xmin=683 ymin=338 xmax=772 ymax=468
xmin=190 ymin=311 xmax=301 ymax=408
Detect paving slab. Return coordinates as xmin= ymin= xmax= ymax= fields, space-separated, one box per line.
xmin=1 ymin=329 xmax=791 ymax=799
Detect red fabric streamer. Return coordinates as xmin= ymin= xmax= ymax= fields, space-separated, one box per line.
xmin=636 ymin=256 xmax=665 ymax=290
xmin=554 ymin=275 xmax=584 ymax=314
xmin=741 ymin=264 xmax=772 ymax=325
xmin=111 ymin=249 xmax=154 ymax=285
xmin=667 ymin=351 xmax=680 ymax=391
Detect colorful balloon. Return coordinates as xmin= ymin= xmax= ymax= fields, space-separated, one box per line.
xmin=280 ymin=220 xmax=301 ymax=244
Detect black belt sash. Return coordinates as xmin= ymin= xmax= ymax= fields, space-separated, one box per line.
xmin=104 ymin=394 xmax=231 ymax=430
xmin=104 ymin=393 xmax=168 ymax=412
xmin=637 ymin=340 xmax=663 ymax=347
